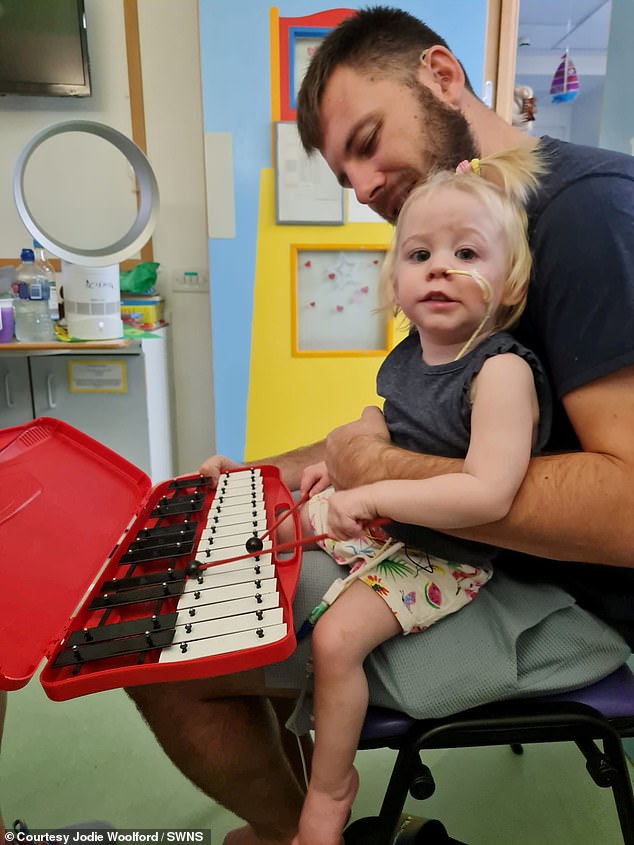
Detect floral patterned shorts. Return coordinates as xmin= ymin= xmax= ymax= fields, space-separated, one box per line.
xmin=307 ymin=488 xmax=493 ymax=634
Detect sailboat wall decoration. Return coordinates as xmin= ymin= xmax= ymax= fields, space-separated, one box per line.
xmin=550 ymin=50 xmax=580 ymax=103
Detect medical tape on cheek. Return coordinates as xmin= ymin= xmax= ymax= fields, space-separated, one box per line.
xmin=445 ymin=268 xmax=495 ymax=360
xmin=446 ymin=268 xmax=492 ymax=306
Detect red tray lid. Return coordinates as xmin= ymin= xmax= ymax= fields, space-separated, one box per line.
xmin=0 ymin=418 xmax=152 ymax=689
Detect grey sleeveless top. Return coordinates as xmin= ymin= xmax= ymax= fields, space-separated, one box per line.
xmin=376 ymin=331 xmax=552 ymax=565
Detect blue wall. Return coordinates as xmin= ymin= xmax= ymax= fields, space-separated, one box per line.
xmin=198 ymin=0 xmax=488 ymax=458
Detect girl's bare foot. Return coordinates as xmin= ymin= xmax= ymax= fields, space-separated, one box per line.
xmin=292 ymin=766 xmax=359 ymax=845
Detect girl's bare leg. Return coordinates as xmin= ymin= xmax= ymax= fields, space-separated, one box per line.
xmin=293 ymin=582 xmax=401 ymax=845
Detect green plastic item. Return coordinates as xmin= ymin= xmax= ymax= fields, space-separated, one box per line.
xmin=119 ymin=261 xmax=159 ymax=293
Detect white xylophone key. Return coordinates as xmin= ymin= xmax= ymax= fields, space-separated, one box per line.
xmin=191 ymin=557 xmax=273 ymax=580
xmin=210 ymin=489 xmax=264 ymax=508
xmin=159 ymin=622 xmax=287 ymax=663
xmin=213 ymin=481 xmax=264 ymax=501
xmin=183 ymin=563 xmax=276 ymax=593
xmin=196 ymin=544 xmax=267 ymax=566
xmin=210 ymin=488 xmax=265 ymax=503
xmin=206 ymin=499 xmax=265 ymax=519
xmin=171 ymin=607 xmax=284 ymax=644
xmin=198 ymin=536 xmax=270 ymax=555
xmin=214 ymin=475 xmax=263 ymax=493
xmin=204 ymin=511 xmax=267 ymax=532
xmin=200 ymin=517 xmax=267 ymax=542
xmin=176 ymin=590 xmax=281 ymax=623
xmin=217 ymin=468 xmax=261 ymax=486
xmin=176 ymin=576 xmax=278 ymax=610
xmin=198 ymin=531 xmax=273 ymax=557
xmin=195 ymin=546 xmax=273 ymax=567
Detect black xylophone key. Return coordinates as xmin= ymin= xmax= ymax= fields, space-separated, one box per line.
xmin=89 ymin=579 xmax=184 ymax=610
xmin=65 ymin=612 xmax=179 ymax=646
xmin=119 ymin=539 xmax=195 ymax=565
xmin=54 ymin=626 xmax=177 ymax=668
xmin=135 ymin=522 xmax=193 ymax=540
xmin=151 ymin=492 xmax=205 ymax=517
xmin=168 ymin=475 xmax=212 ymax=490
xmin=127 ymin=524 xmax=196 ymax=552
xmin=101 ymin=569 xmax=186 ymax=593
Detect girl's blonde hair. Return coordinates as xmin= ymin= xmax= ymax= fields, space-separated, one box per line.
xmin=382 ymin=146 xmax=545 ymax=338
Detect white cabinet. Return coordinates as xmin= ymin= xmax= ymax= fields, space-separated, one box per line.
xmin=0 ymin=332 xmax=174 ymax=482
xmin=0 ymin=357 xmax=33 ymax=428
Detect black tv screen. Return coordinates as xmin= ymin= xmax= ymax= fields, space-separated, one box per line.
xmin=0 ymin=0 xmax=91 ymax=97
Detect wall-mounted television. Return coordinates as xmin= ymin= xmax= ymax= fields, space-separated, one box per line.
xmin=0 ymin=0 xmax=91 ymax=97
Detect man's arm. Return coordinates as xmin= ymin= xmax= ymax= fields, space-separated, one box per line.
xmin=326 ymin=367 xmax=634 ymax=567
xmin=325 ymin=405 xmax=461 ymax=487
xmin=199 ymin=440 xmax=328 ymax=490
xmin=259 ymin=440 xmax=327 ymax=490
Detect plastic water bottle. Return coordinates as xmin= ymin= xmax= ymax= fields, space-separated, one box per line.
xmin=13 ymin=248 xmax=56 ymax=342
xmin=33 ymin=240 xmax=60 ymax=322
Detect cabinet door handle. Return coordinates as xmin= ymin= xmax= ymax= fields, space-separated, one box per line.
xmin=46 ymin=373 xmax=57 ymax=409
xmin=4 ymin=373 xmax=15 ymax=408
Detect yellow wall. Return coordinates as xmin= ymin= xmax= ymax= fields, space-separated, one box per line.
xmin=245 ymin=169 xmax=406 ymax=459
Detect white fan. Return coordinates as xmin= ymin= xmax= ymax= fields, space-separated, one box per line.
xmin=13 ymin=120 xmax=159 ymax=340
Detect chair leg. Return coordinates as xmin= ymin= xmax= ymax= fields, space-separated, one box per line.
xmin=355 ymin=707 xmax=634 ymax=845
xmin=344 ymin=743 xmax=434 ymax=844
xmin=377 ymin=743 xmax=426 ymax=839
xmin=600 ymin=734 xmax=634 ymax=845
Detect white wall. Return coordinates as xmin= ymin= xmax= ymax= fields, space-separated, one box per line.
xmin=600 ymin=0 xmax=634 ymax=155
xmin=137 ymin=0 xmax=215 ymax=473
xmin=0 ymin=0 xmax=214 ymax=474
xmin=0 ymin=1 xmax=132 ymax=253
xmin=571 ymin=84 xmax=603 ymax=147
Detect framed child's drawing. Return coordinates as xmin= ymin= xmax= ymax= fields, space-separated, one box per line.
xmin=291 ymin=245 xmax=391 ymax=356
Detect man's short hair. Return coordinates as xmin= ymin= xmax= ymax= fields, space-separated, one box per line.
xmin=296 ymin=5 xmax=474 ymax=153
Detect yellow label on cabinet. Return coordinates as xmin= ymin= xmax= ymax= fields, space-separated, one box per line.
xmin=68 ymin=360 xmax=127 ymax=393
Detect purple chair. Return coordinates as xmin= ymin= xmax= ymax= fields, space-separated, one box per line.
xmin=345 ymin=664 xmax=634 ymax=844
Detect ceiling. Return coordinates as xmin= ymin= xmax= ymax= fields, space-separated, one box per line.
xmin=515 ymin=0 xmax=612 ymax=100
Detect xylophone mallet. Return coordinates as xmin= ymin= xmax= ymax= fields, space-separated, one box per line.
xmin=243 ymin=490 xmax=312 ymax=553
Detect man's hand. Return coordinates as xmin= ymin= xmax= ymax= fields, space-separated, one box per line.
xmin=325 ymin=406 xmax=390 ymax=488
xmin=299 ymin=461 xmax=331 ymax=498
xmin=326 ymin=486 xmax=380 ymax=539
xmin=198 ymin=454 xmax=242 ymax=486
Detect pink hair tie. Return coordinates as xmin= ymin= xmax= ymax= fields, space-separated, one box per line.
xmin=456 ymin=158 xmax=481 ymax=176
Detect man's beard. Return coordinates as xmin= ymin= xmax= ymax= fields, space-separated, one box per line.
xmin=414 ymin=84 xmax=480 ymax=178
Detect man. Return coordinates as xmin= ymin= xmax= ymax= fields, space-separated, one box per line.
xmin=128 ymin=8 xmax=633 ymax=845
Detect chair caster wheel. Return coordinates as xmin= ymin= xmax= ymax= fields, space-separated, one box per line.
xmin=343 ymin=816 xmax=385 ymax=845
xmin=409 ymin=759 xmax=436 ymax=799
xmin=394 ymin=815 xmax=450 ymax=844
xmin=587 ymin=756 xmax=618 ymax=787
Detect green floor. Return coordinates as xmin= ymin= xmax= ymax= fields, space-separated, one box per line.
xmin=1 ymin=677 xmax=630 ymax=845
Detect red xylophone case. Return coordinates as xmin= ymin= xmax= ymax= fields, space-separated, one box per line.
xmin=0 ymin=418 xmax=301 ymax=701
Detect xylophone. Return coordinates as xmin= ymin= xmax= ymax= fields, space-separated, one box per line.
xmin=0 ymin=418 xmax=301 ymax=701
